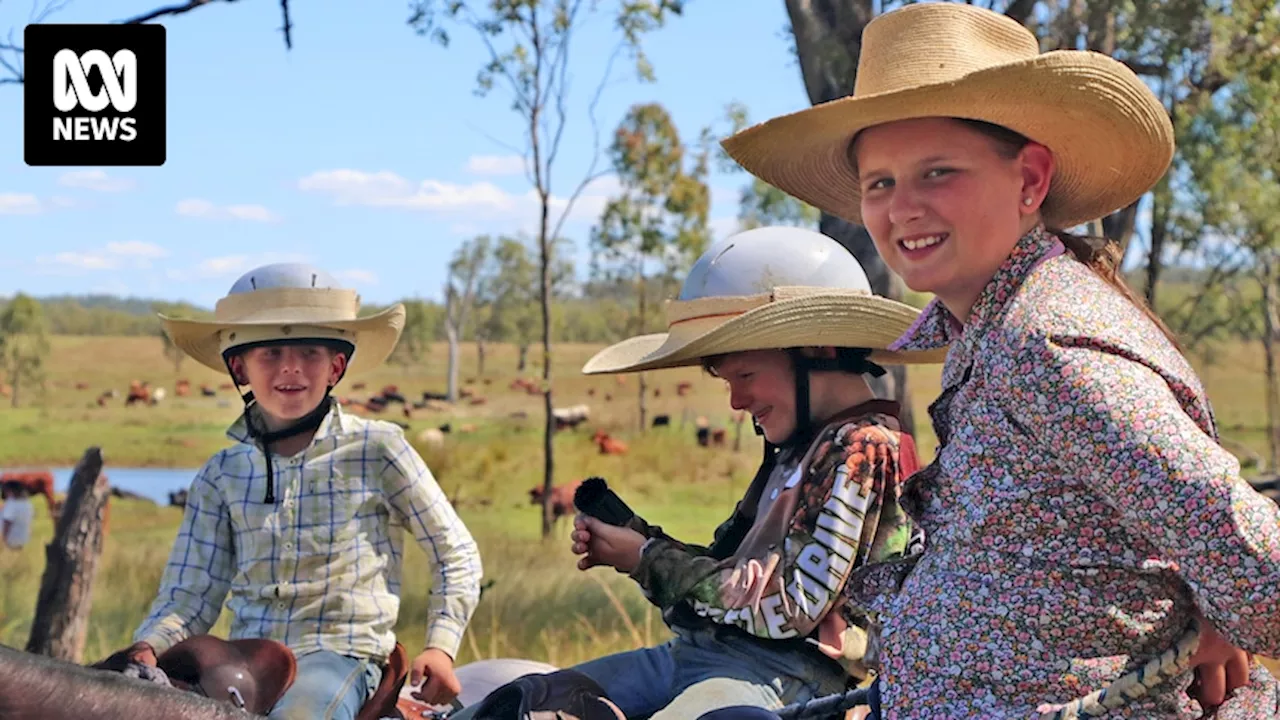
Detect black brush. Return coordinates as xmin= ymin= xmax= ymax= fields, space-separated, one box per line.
xmin=573 ymin=476 xmax=635 ymax=527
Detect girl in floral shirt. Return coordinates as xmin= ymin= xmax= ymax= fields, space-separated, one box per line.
xmin=720 ymin=3 xmax=1280 ymax=719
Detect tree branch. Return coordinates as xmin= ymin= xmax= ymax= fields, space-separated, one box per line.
xmin=547 ymin=36 xmax=625 ymax=247
xmin=119 ymin=0 xmax=228 ymax=24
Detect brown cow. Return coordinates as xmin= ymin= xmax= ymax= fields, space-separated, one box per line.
xmin=0 ymin=470 xmax=60 ymax=518
xmin=592 ymin=430 xmax=628 ymax=456
xmin=529 ymin=480 xmax=584 ymax=523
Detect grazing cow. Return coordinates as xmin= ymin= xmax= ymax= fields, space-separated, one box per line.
xmin=125 ymin=381 xmax=152 ymax=406
xmin=417 ymin=427 xmax=446 ymax=450
xmin=97 ymin=389 xmax=119 ymax=407
xmin=587 ymin=388 xmax=596 ymax=397
xmin=175 ymin=379 xmax=191 ymax=397
xmin=529 ymin=479 xmax=584 ymax=523
xmin=592 ymin=430 xmax=629 ymax=456
xmin=378 ymin=385 xmax=407 ymax=404
xmin=552 ymin=404 xmax=590 ymax=431
xmin=468 ymin=396 xmax=488 ymax=406
xmin=169 ymin=489 xmax=189 ymax=508
xmin=652 ymin=414 xmax=671 ymax=428
xmin=422 ymin=390 xmax=450 ymax=402
xmin=200 ymin=384 xmax=217 ymax=397
xmin=151 ymin=387 xmax=167 ymax=404
xmin=75 ymin=381 xmax=90 ymax=391
xmin=352 ymin=381 xmax=367 ymax=390
xmin=711 ymin=428 xmax=727 ymax=447
xmin=0 ymin=470 xmax=61 ymax=518
xmin=509 ymin=378 xmax=541 ymax=396
xmin=676 ymin=381 xmax=693 ymax=397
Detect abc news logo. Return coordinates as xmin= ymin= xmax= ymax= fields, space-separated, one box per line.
xmin=25 ymin=24 xmax=165 ymax=167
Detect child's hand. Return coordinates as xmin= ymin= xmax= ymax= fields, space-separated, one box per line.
xmin=1188 ymin=612 xmax=1252 ymax=711
xmin=410 ymin=648 xmax=462 ymax=706
xmin=570 ymin=514 xmax=646 ymax=573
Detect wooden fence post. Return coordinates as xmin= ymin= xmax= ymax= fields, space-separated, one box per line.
xmin=26 ymin=447 xmax=110 ymax=663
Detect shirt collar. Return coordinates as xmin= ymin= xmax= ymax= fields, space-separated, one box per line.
xmin=888 ymin=224 xmax=1065 ymax=387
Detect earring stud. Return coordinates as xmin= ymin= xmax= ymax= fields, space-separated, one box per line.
xmin=1023 ymin=197 xmax=1033 ymax=206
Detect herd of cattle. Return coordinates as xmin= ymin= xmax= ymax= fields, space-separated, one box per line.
xmin=5 ymin=373 xmax=740 ymax=524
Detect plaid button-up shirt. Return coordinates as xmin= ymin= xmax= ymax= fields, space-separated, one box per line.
xmin=134 ymin=403 xmax=483 ymax=662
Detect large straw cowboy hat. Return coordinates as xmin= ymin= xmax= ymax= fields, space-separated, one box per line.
xmin=159 ymin=263 xmax=405 ymax=380
xmin=719 ymin=2 xmax=1174 ymax=230
xmin=582 ymin=226 xmax=947 ymax=376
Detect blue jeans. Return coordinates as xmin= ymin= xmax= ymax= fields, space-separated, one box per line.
xmin=569 ymin=625 xmax=847 ymax=719
xmin=267 ymin=650 xmax=383 ymax=720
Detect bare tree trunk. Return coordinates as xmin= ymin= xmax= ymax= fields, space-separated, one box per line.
xmin=638 ymin=266 xmax=649 ymax=433
xmin=540 ymin=225 xmax=556 ymax=537
xmin=518 ymin=344 xmax=529 ymax=372
xmin=477 ymin=337 xmax=487 ymax=377
xmin=10 ymin=369 xmax=19 ymax=409
xmin=445 ymin=324 xmax=460 ymax=403
xmin=27 ymin=448 xmax=109 ymax=663
xmin=1263 ymin=252 xmax=1280 ymax=472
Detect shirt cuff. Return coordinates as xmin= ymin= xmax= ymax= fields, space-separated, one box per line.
xmin=424 ymin=618 xmax=467 ymax=660
xmin=134 ymin=625 xmax=184 ymax=656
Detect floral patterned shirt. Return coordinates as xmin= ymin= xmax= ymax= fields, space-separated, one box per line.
xmin=850 ymin=225 xmax=1280 ymax=718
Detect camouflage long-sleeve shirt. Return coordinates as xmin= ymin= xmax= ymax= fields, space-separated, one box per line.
xmin=627 ymin=400 xmax=922 ymax=650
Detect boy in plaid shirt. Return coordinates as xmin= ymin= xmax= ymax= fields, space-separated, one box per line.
xmin=114 ymin=263 xmax=482 ymax=720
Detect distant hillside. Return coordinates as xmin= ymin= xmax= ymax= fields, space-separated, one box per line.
xmin=0 ymin=294 xmax=213 ymax=336
xmin=36 ymin=293 xmax=213 ymax=316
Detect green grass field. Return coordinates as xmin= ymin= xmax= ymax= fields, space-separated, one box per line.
xmin=2 ymin=334 xmax=1277 ymax=675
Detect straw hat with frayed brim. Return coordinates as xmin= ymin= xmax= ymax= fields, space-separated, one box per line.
xmin=159 ymin=287 xmax=406 ymax=379
xmin=581 ymin=286 xmax=947 ymax=375
xmin=719 ymin=2 xmax=1174 ymax=230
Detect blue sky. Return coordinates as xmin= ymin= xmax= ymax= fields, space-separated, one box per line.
xmin=0 ymin=0 xmax=809 ymax=308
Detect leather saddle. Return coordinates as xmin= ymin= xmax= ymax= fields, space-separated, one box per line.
xmin=156 ymin=635 xmax=298 ymax=714
xmin=94 ymin=635 xmax=410 ymax=719
xmin=92 ymin=635 xmax=297 ymax=715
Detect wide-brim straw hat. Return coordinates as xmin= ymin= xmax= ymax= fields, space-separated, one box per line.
xmin=160 ymin=283 xmax=405 ymax=380
xmin=719 ymin=2 xmax=1174 ymax=230
xmin=582 ymin=286 xmax=947 ymax=375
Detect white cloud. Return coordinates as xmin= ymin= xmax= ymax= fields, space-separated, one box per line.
xmin=465 ymin=154 xmax=526 ymax=176
xmin=335 ymin=269 xmax=379 ymax=286
xmin=180 ymin=252 xmax=314 ymax=280
xmin=297 ymin=170 xmax=513 ymax=212
xmin=0 ymin=193 xmax=42 ymax=214
xmin=297 ymin=169 xmax=619 ymax=233
xmin=34 ymin=240 xmax=172 ymax=272
xmin=176 ymin=198 xmax=280 ymax=222
xmin=38 ymin=252 xmax=117 ymax=270
xmin=58 ymin=170 xmax=136 ymax=192
xmin=106 ymin=240 xmax=168 ymax=259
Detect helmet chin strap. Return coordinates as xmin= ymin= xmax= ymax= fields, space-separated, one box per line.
xmin=777 ymin=347 xmax=888 ymax=450
xmin=224 ymin=353 xmax=350 ymax=504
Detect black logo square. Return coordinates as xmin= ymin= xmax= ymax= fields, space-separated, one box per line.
xmin=23 ymin=23 xmax=166 ymax=167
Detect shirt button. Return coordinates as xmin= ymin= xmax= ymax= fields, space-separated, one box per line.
xmin=284 ymin=542 xmax=293 ymax=550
